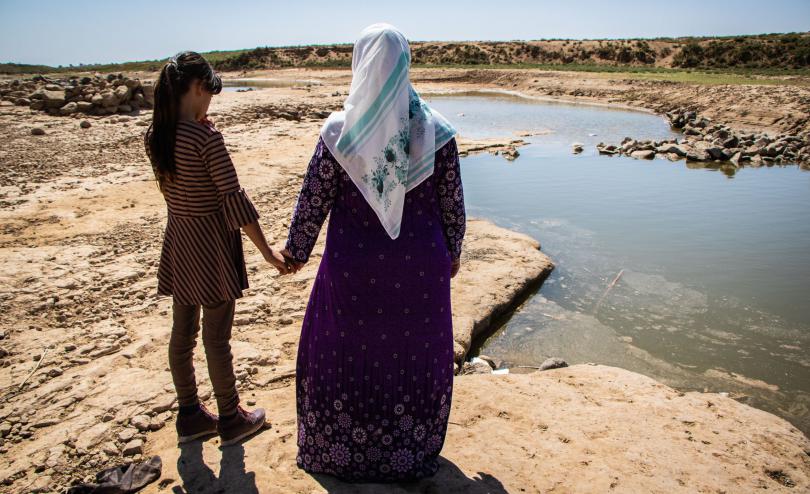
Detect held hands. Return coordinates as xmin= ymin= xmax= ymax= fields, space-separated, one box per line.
xmin=265 ymin=248 xmax=292 ymax=275
xmin=281 ymin=248 xmax=305 ymax=274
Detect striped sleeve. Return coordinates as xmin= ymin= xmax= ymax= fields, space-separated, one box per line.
xmin=202 ymin=131 xmax=259 ymax=230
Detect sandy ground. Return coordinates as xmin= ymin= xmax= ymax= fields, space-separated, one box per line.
xmin=0 ymin=69 xmax=808 ymax=492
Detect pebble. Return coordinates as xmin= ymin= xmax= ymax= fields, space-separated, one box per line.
xmin=117 ymin=428 xmax=136 ymax=442
xmin=122 ymin=439 xmax=143 ymax=456
xmin=129 ymin=415 xmax=151 ymax=432
xmin=31 ymin=127 xmax=45 ymax=135
xmin=80 ymin=120 xmax=91 ymax=129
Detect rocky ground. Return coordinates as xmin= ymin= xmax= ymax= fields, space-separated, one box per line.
xmin=0 ymin=68 xmax=808 ymax=493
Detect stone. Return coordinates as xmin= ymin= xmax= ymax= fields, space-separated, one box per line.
xmin=100 ymin=91 xmax=118 ymax=107
xmin=114 ymin=85 xmax=131 ymax=103
xmin=77 ymin=101 xmax=93 ymax=112
xmin=122 ymin=439 xmax=143 ymax=456
xmin=151 ymin=395 xmax=176 ymax=414
xmin=656 ymin=143 xmax=687 ymax=156
xmin=630 ymin=150 xmax=655 ymax=160
xmin=722 ymin=136 xmax=739 ymax=148
xmin=80 ymin=120 xmax=91 ymax=129
xmin=101 ymin=441 xmax=119 ymax=456
xmin=37 ymin=89 xmax=66 ymax=108
xmin=706 ymin=146 xmax=729 ymax=161
xmin=572 ymin=143 xmax=584 ymax=154
xmin=91 ymin=93 xmax=104 ymax=106
xmin=117 ymin=428 xmax=137 ymax=442
xmin=59 ymin=102 xmax=78 ymax=115
xmin=130 ymin=415 xmax=151 ymax=432
xmin=117 ymin=104 xmax=132 ymax=113
xmin=539 ymin=357 xmax=568 ymax=370
xmin=31 ymin=127 xmax=45 ymax=136
xmin=47 ymin=367 xmax=63 ymax=377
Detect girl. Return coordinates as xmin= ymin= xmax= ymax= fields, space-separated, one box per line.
xmin=145 ymin=51 xmax=289 ymax=446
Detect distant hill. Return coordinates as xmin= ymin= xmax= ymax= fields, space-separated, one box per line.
xmin=3 ymin=32 xmax=809 ymax=75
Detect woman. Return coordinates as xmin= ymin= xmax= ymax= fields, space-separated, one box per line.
xmin=283 ymin=24 xmax=466 ymax=481
xmin=145 ymin=52 xmax=290 ymax=447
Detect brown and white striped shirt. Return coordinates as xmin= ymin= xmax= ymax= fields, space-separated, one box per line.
xmin=145 ymin=119 xmax=259 ymax=305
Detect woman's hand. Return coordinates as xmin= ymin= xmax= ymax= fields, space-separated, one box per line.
xmin=265 ymin=249 xmax=291 ymax=275
xmin=281 ymin=248 xmax=305 ymax=273
xmin=451 ymin=258 xmax=461 ymax=278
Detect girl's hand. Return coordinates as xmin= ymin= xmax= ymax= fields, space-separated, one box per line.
xmin=281 ymin=248 xmax=305 ymax=273
xmin=451 ymin=258 xmax=461 ymax=278
xmin=265 ymin=249 xmax=291 ymax=275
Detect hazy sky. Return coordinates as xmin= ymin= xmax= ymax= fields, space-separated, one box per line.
xmin=2 ymin=0 xmax=808 ymax=66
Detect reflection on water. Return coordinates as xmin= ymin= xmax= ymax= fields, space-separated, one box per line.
xmin=221 ymin=78 xmax=322 ymax=92
xmin=425 ymin=93 xmax=810 ymax=436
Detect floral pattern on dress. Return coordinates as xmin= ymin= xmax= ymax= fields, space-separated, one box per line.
xmin=285 ymin=134 xmax=465 ymax=482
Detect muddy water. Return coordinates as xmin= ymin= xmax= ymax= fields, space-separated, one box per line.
xmin=425 ymin=92 xmax=810 ymax=436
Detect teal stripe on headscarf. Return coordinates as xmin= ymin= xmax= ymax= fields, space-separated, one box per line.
xmin=337 ymin=52 xmax=409 ymax=155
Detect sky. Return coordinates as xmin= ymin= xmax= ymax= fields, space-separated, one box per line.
xmin=1 ymin=0 xmax=809 ymax=66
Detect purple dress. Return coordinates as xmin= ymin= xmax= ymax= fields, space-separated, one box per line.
xmin=285 ymin=136 xmax=466 ymax=482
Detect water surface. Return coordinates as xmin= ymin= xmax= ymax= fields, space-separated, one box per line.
xmin=425 ymin=92 xmax=810 ymax=436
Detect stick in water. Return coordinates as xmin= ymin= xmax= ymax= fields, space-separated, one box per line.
xmin=593 ymin=269 xmax=625 ymax=314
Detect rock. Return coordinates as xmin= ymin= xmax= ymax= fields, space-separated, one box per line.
xmin=59 ymin=102 xmax=78 ymax=115
xmin=461 ymin=359 xmax=494 ymax=374
xmin=630 ymin=150 xmax=655 ymax=160
xmin=117 ymin=428 xmax=137 ymax=442
xmin=722 ymin=136 xmax=739 ymax=148
xmin=31 ymin=127 xmax=46 ymax=136
xmin=572 ymin=143 xmax=584 ymax=154
xmin=117 ymin=104 xmax=132 ymax=113
xmin=141 ymin=82 xmax=155 ymax=105
xmin=77 ymin=101 xmax=93 ymax=112
xmin=37 ymin=89 xmax=66 ymax=108
xmin=151 ymin=395 xmax=176 ymax=414
xmin=539 ymin=357 xmax=568 ymax=370
xmin=101 ymin=441 xmax=120 ymax=456
xmin=729 ymin=151 xmax=742 ymax=166
xmin=100 ymin=91 xmax=118 ymax=107
xmin=80 ymin=120 xmax=91 ymax=129
xmin=656 ymin=143 xmax=687 ymax=156
xmin=130 ymin=415 xmax=151 ymax=432
xmin=114 ymin=85 xmax=131 ymax=103
xmin=706 ymin=146 xmax=729 ymax=161
xmin=47 ymin=367 xmax=63 ymax=377
xmin=122 ymin=439 xmax=143 ymax=456
xmin=596 ymin=143 xmax=618 ymax=155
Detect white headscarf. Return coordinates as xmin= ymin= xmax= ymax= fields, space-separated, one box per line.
xmin=320 ymin=23 xmax=457 ymax=239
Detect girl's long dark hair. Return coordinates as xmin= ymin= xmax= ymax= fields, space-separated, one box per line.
xmin=148 ymin=51 xmax=222 ymax=187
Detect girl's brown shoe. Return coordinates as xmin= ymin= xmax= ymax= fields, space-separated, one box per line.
xmin=176 ymin=403 xmax=218 ymax=443
xmin=217 ymin=405 xmax=267 ymax=446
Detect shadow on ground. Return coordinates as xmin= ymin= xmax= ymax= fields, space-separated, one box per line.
xmin=173 ymin=443 xmax=506 ymax=494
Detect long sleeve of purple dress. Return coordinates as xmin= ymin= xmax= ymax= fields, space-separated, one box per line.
xmin=285 ymin=138 xmax=340 ymax=263
xmin=286 ymin=137 xmax=465 ymax=264
xmin=434 ymin=139 xmax=466 ymax=261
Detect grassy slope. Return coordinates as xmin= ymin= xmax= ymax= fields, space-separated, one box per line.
xmin=3 ymin=33 xmax=809 ymax=86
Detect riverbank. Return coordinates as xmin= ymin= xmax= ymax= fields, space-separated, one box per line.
xmin=140 ymin=365 xmax=810 ymax=493
xmin=0 ymin=68 xmax=808 ymax=492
